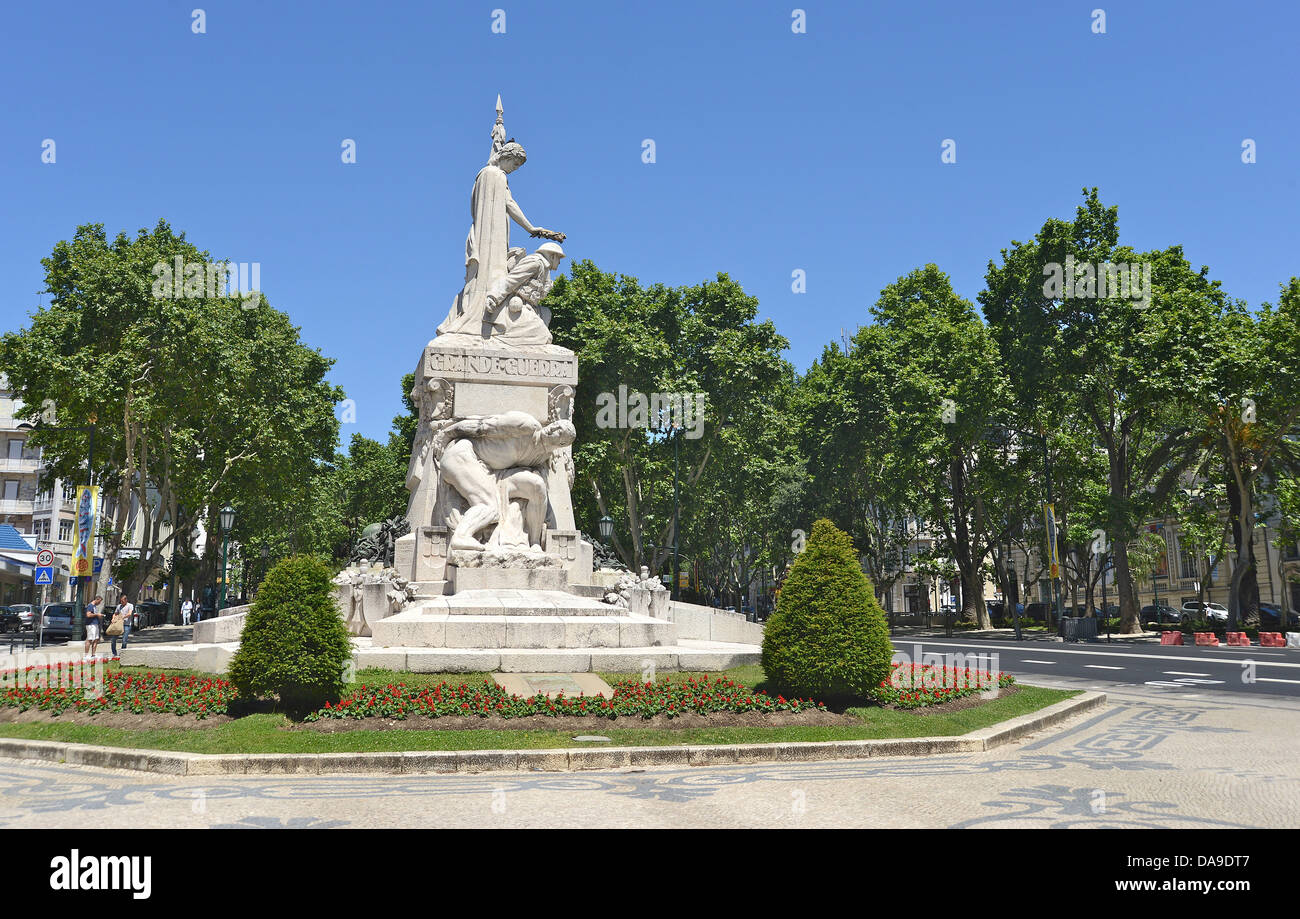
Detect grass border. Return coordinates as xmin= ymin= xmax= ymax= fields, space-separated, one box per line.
xmin=0 ymin=687 xmax=1100 ymax=775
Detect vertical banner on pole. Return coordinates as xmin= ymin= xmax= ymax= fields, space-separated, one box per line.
xmin=71 ymin=486 xmax=100 ymax=577
xmin=1043 ymin=502 xmax=1060 ymax=580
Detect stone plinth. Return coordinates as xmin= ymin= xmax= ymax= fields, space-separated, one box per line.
xmin=447 ymin=566 xmax=567 ymax=593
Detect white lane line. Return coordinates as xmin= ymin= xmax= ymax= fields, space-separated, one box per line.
xmin=1173 ymin=678 xmax=1223 ymax=684
xmin=1257 ymin=677 xmax=1300 ymax=685
xmin=897 ymin=640 xmax=1300 ymax=669
xmin=1085 ymin=665 xmax=1124 ymax=670
xmin=1022 ymin=659 xmax=1057 ymax=664
xmin=1164 ymin=671 xmax=1211 ymax=677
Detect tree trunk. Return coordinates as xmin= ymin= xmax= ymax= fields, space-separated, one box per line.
xmin=949 ymin=456 xmax=990 ymax=628
xmin=1226 ymin=467 xmax=1259 ymax=629
xmin=1113 ymin=538 xmax=1142 ymax=633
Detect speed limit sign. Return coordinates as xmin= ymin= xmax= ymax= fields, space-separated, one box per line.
xmin=36 ymin=549 xmax=54 ymax=567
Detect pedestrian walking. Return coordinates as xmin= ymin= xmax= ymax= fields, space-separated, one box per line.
xmin=181 ymin=598 xmax=193 ymax=626
xmin=110 ymin=594 xmax=134 ymax=657
xmin=83 ymin=595 xmax=104 ymax=658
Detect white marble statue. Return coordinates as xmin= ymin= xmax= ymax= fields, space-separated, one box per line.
xmin=437 ymin=99 xmax=564 ymax=340
xmin=434 ymin=410 xmax=577 ymax=551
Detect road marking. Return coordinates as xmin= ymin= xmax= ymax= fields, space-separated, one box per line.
xmin=896 ymin=639 xmax=1300 ymax=669
xmin=1085 ymin=665 xmax=1124 ymax=670
xmin=1256 ymin=677 xmax=1300 ymax=685
xmin=1145 ymin=681 xmax=1194 ymax=688
xmin=1022 ymin=659 xmax=1057 ymax=664
xmin=1172 ymin=678 xmax=1223 ymax=685
xmin=1164 ymin=671 xmax=1211 ymax=677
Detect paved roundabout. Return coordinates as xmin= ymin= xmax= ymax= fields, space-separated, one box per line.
xmin=1 ymin=683 xmax=1295 ymax=828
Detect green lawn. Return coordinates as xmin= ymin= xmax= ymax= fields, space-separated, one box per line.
xmin=0 ymin=664 xmax=1078 ymax=753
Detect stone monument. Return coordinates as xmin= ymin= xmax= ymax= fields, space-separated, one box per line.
xmin=392 ymin=96 xmax=592 ymax=593
xmin=368 ymin=97 xmax=687 ymax=667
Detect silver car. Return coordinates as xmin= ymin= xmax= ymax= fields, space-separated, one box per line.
xmin=1181 ymin=601 xmax=1228 ymax=622
xmin=38 ymin=603 xmax=75 ymax=640
xmin=8 ymin=603 xmax=35 ymax=630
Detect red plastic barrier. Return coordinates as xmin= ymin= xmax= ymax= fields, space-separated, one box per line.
xmin=1160 ymin=631 xmax=1184 ymax=645
xmin=1226 ymin=632 xmax=1251 ymax=646
xmin=1260 ymin=632 xmax=1285 ymax=647
xmin=1194 ymin=632 xmax=1220 ymax=646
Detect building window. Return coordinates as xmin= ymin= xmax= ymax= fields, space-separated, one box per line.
xmin=2 ymin=480 xmax=17 ymax=501
xmin=1177 ymin=535 xmax=1198 ymax=581
xmin=59 ymin=519 xmax=72 ymax=541
xmin=6 ymin=439 xmax=22 ymax=459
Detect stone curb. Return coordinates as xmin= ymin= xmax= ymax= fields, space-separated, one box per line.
xmin=0 ymin=690 xmax=1104 ymax=776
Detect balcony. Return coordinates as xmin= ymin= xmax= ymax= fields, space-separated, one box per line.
xmin=0 ymin=498 xmax=35 ymax=516
xmin=31 ymin=493 xmax=74 ymax=512
xmin=0 ymin=457 xmax=41 ymax=474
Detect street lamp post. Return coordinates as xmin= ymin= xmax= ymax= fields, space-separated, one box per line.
xmin=1101 ymin=550 xmax=1111 ymax=642
xmin=1151 ymin=525 xmax=1164 ymax=626
xmin=218 ymin=505 xmax=235 ymax=611
xmin=1010 ymin=564 xmax=1022 ymax=641
xmin=37 ymin=417 xmax=97 ymax=645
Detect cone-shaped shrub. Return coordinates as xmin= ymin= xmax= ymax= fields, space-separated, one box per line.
xmin=761 ymin=519 xmax=893 ymax=699
xmin=227 ymin=555 xmax=352 ymax=714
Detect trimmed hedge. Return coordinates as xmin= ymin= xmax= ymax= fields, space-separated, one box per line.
xmin=761 ymin=518 xmax=894 ymax=700
xmin=227 ymin=555 xmax=353 ymax=714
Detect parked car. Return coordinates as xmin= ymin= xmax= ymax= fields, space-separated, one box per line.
xmin=1258 ymin=603 xmax=1299 ymax=630
xmin=1182 ymin=601 xmax=1228 ymax=622
xmin=136 ymin=600 xmax=169 ymax=628
xmin=8 ymin=603 xmax=35 ymax=630
xmin=38 ymin=603 xmax=75 ymax=640
xmin=0 ymin=607 xmax=22 ymax=633
xmin=1142 ymin=604 xmax=1181 ymax=624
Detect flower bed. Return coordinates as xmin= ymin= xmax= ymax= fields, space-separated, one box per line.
xmin=875 ymin=661 xmax=1015 ymax=709
xmin=0 ymin=665 xmax=237 ymax=719
xmin=306 ymin=675 xmax=826 ymax=722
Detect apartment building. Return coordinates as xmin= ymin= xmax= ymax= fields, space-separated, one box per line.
xmin=0 ymin=374 xmax=197 ymax=605
xmin=0 ymin=375 xmax=41 ymax=535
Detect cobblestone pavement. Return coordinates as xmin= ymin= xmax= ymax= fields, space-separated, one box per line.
xmin=0 ymin=683 xmax=1296 ymax=828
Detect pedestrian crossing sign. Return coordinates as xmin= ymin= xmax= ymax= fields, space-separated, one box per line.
xmin=34 ymin=566 xmax=54 ymax=585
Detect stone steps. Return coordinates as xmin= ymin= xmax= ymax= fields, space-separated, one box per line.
xmin=419 ymin=589 xmax=622 ymax=617
xmin=119 ymin=640 xmax=760 ymax=674
xmin=356 ymin=644 xmax=760 ymax=674
xmin=370 ymin=611 xmax=674 ymax=649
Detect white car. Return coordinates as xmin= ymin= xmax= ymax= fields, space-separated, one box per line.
xmin=1181 ymin=601 xmax=1228 ymax=621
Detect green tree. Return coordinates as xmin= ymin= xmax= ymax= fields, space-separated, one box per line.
xmin=0 ymin=221 xmax=341 ymax=606
xmin=227 ymin=555 xmax=352 ymax=714
xmin=762 ymin=519 xmax=893 ymax=699
xmin=546 ymin=261 xmax=790 ymax=576
xmin=1196 ymin=279 xmax=1300 ymax=625
xmin=981 ymin=189 xmax=1226 ymax=632
xmin=871 ymin=266 xmax=1016 ymax=628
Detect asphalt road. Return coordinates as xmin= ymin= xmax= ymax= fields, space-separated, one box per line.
xmin=892 ymin=636 xmax=1300 ymax=698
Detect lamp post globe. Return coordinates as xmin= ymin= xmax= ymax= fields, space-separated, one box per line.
xmin=598 ymin=514 xmax=613 ymax=544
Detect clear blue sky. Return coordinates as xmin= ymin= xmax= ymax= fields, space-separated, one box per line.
xmin=2 ymin=1 xmax=1295 ymax=443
